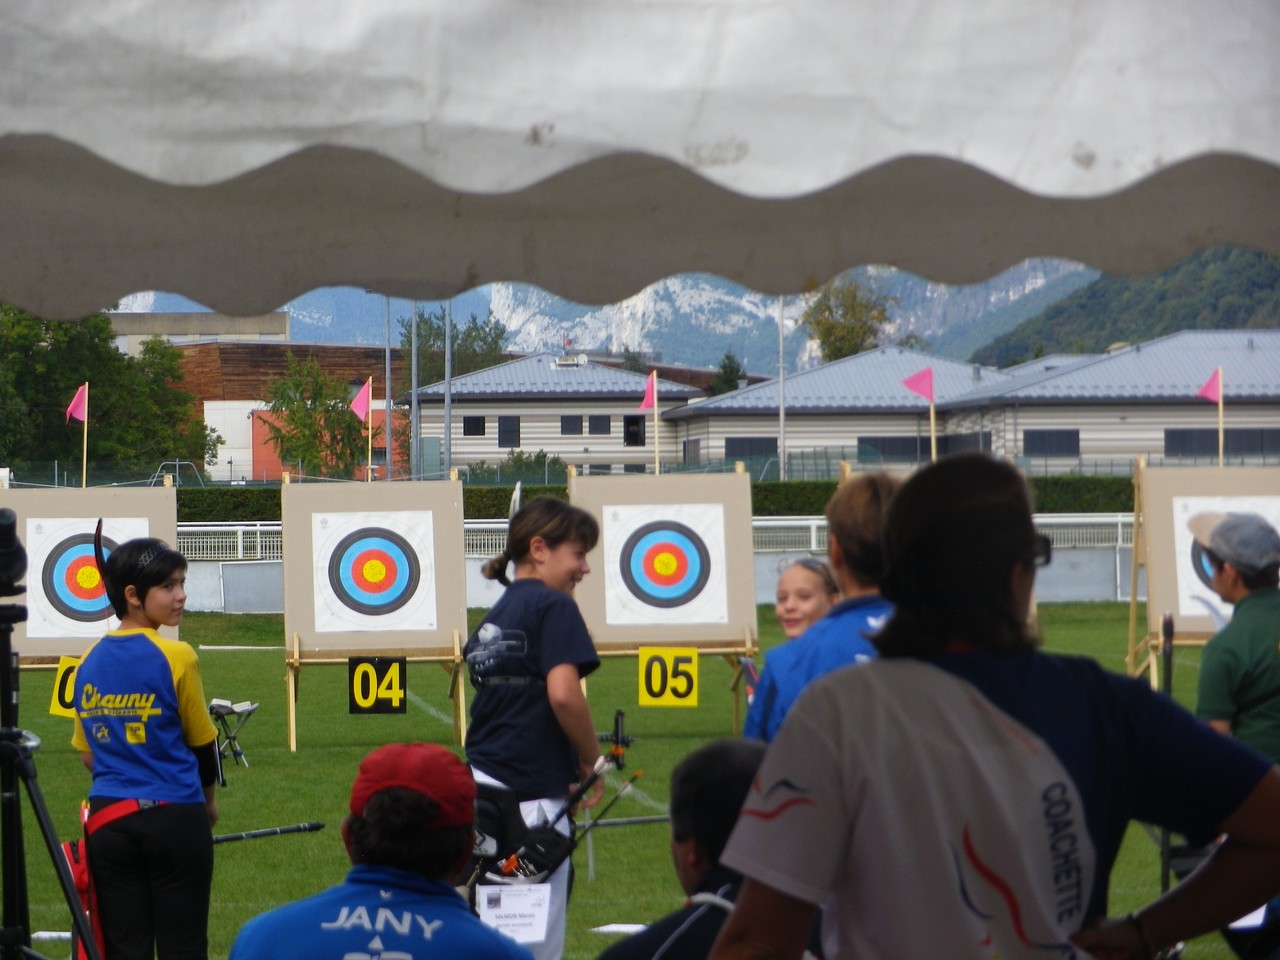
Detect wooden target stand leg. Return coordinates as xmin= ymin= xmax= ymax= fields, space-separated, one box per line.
xmin=285 ymin=630 xmax=469 ymax=752
xmin=724 ymin=626 xmax=757 ymax=733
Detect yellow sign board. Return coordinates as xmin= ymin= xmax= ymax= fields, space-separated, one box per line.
xmin=637 ymin=647 xmax=698 ymax=707
xmin=50 ymin=656 xmax=79 ymax=718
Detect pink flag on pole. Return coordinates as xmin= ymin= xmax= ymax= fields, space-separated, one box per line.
xmin=902 ymin=367 xmax=934 ymax=403
xmin=349 ymin=377 xmax=372 ymax=421
xmin=66 ymin=382 xmax=88 ymax=422
xmin=638 ymin=371 xmax=656 ymax=411
xmin=1197 ymin=368 xmax=1222 ymax=403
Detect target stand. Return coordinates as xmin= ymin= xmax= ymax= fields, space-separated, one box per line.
xmin=2 ymin=487 xmax=178 ymax=661
xmin=1126 ymin=458 xmax=1280 ymax=688
xmin=569 ymin=469 xmax=760 ymax=731
xmin=280 ymin=477 xmax=470 ymax=750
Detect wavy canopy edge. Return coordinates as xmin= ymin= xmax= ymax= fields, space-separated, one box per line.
xmin=2 ymin=140 xmax=1277 ymax=321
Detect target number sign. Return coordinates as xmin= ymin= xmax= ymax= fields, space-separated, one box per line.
xmin=49 ymin=656 xmax=80 ymax=719
xmin=348 ymin=657 xmax=407 ymax=714
xmin=638 ymin=647 xmax=698 ymax=707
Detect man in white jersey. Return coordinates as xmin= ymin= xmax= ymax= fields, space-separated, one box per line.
xmin=711 ymin=454 xmax=1280 ymax=960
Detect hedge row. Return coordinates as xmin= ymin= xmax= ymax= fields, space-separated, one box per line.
xmin=175 ymin=475 xmax=1135 ymax=522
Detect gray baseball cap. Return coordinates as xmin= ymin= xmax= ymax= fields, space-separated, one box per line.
xmin=1188 ymin=512 xmax=1280 ymax=575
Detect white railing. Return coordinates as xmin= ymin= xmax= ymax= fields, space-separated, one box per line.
xmin=177 ymin=513 xmax=1134 ymax=561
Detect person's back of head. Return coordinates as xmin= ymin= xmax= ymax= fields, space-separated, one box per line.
xmin=669 ymin=738 xmax=766 ymax=882
xmin=344 ymin=743 xmax=476 ymax=883
xmin=823 ymin=471 xmax=899 ymax=591
xmin=877 ymin=453 xmax=1038 ymax=657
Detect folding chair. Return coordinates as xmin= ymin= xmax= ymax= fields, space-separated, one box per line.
xmin=208 ymin=698 xmax=259 ymax=785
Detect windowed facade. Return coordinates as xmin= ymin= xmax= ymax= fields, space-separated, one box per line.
xmin=560 ymin=415 xmax=583 ymax=436
xmin=856 ymin=436 xmax=928 ymax=463
xmin=497 ymin=416 xmax=520 ymax=448
xmin=589 ymin=415 xmax=611 ymax=436
xmin=622 ymin=415 xmax=645 ymax=447
xmin=462 ymin=416 xmax=485 ymax=437
xmin=1023 ymin=429 xmax=1080 ymax=458
xmin=725 ymin=437 xmax=778 ymax=460
xmin=1165 ymin=428 xmax=1280 ymax=458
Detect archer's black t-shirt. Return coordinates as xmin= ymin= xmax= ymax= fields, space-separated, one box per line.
xmin=464 ymin=578 xmax=600 ymax=799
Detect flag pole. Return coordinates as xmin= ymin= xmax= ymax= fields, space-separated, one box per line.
xmin=928 ymin=397 xmax=937 ymax=463
xmin=80 ymin=382 xmax=88 ymax=488
xmin=652 ymin=372 xmax=659 ymax=475
xmin=365 ymin=376 xmax=373 ymax=482
xmin=1216 ymin=366 xmax=1224 ymax=469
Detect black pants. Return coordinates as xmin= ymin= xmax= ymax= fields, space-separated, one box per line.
xmin=87 ymin=802 xmax=213 ymax=960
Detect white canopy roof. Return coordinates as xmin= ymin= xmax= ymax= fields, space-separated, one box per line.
xmin=2 ymin=0 xmax=1277 ymax=320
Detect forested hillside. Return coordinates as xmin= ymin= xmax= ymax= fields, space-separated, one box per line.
xmin=970 ymin=246 xmax=1280 ymax=367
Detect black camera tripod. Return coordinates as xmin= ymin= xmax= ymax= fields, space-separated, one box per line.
xmin=0 ymin=508 xmax=101 ymax=960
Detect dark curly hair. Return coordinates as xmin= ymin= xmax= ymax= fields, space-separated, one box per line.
xmin=346 ymin=788 xmax=473 ymax=880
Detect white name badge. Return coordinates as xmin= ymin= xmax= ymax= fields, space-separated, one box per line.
xmin=477 ymin=883 xmax=551 ymax=944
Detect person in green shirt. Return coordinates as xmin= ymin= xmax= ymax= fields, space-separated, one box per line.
xmin=1194 ymin=511 xmax=1280 ymax=761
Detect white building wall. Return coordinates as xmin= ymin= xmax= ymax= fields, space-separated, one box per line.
xmin=419 ymin=400 xmax=684 ymax=471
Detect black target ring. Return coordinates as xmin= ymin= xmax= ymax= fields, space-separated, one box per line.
xmin=42 ymin=533 xmax=117 ymax=623
xmin=326 ymin=527 xmax=421 ymax=616
xmin=619 ymin=520 xmax=711 ymax=609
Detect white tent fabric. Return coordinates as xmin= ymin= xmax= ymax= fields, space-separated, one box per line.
xmin=2 ymin=0 xmax=1278 ymax=320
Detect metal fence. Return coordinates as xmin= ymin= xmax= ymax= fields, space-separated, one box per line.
xmin=176 ymin=513 xmax=1134 ymax=561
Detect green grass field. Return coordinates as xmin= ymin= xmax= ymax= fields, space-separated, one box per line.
xmin=12 ymin=604 xmax=1236 ymax=959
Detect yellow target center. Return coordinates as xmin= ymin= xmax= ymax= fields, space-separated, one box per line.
xmin=76 ymin=568 xmax=102 ymax=590
xmin=653 ymin=552 xmax=678 ymax=577
xmin=361 ymin=559 xmax=388 ymax=584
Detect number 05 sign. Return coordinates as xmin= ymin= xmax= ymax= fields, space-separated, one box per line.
xmin=637 ymin=647 xmax=698 ymax=707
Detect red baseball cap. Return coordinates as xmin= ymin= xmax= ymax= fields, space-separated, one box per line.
xmin=348 ymin=742 xmax=475 ymax=828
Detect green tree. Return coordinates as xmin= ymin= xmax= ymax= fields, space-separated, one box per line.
xmin=466 ymin=450 xmax=568 ymax=485
xmin=111 ymin=337 xmax=221 ymax=466
xmin=398 ymin=307 xmax=508 ymax=386
xmin=620 ymin=347 xmax=648 ymax=374
xmin=393 ymin=306 xmax=509 ymax=474
xmin=262 ymin=352 xmax=374 ymax=479
xmin=0 ymin=306 xmax=215 ymax=475
xmin=800 ymin=278 xmax=895 ymax=362
xmin=707 ymin=351 xmax=747 ymax=395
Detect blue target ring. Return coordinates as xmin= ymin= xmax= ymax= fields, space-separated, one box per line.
xmin=42 ymin=533 xmax=117 ymax=622
xmin=620 ymin=521 xmax=711 ymax=608
xmin=327 ymin=527 xmax=421 ymax=616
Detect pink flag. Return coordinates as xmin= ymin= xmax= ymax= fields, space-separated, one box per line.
xmin=349 ymin=377 xmax=372 ymax=421
xmin=638 ymin=371 xmax=656 ymax=411
xmin=902 ymin=367 xmax=934 ymax=403
xmin=1197 ymin=368 xmax=1222 ymax=403
xmin=66 ymin=382 xmax=88 ymax=422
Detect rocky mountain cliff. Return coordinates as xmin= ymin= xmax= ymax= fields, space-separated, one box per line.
xmin=127 ymin=258 xmax=1098 ymax=373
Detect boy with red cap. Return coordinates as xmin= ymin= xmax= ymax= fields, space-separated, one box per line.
xmin=228 ymin=742 xmax=532 ymax=960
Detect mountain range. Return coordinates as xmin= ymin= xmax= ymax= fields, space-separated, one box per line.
xmin=123 ymin=259 xmax=1098 ymax=374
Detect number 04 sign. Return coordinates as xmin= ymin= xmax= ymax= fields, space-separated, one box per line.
xmin=637 ymin=647 xmax=698 ymax=707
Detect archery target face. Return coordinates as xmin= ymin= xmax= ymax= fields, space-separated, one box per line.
xmin=603 ymin=504 xmax=728 ymax=626
xmin=312 ymin=511 xmax=437 ymax=632
xmin=1172 ymin=495 xmax=1280 ymax=623
xmin=25 ymin=516 xmax=148 ymax=638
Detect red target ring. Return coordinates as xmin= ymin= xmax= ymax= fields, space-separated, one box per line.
xmin=642 ymin=541 xmax=689 ymax=587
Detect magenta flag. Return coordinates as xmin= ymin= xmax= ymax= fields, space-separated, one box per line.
xmin=902 ymin=367 xmax=934 ymax=403
xmin=349 ymin=377 xmax=372 ymax=421
xmin=1197 ymin=368 xmax=1222 ymax=403
xmin=66 ymin=382 xmax=88 ymax=422
xmin=637 ymin=370 xmax=656 ymax=411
